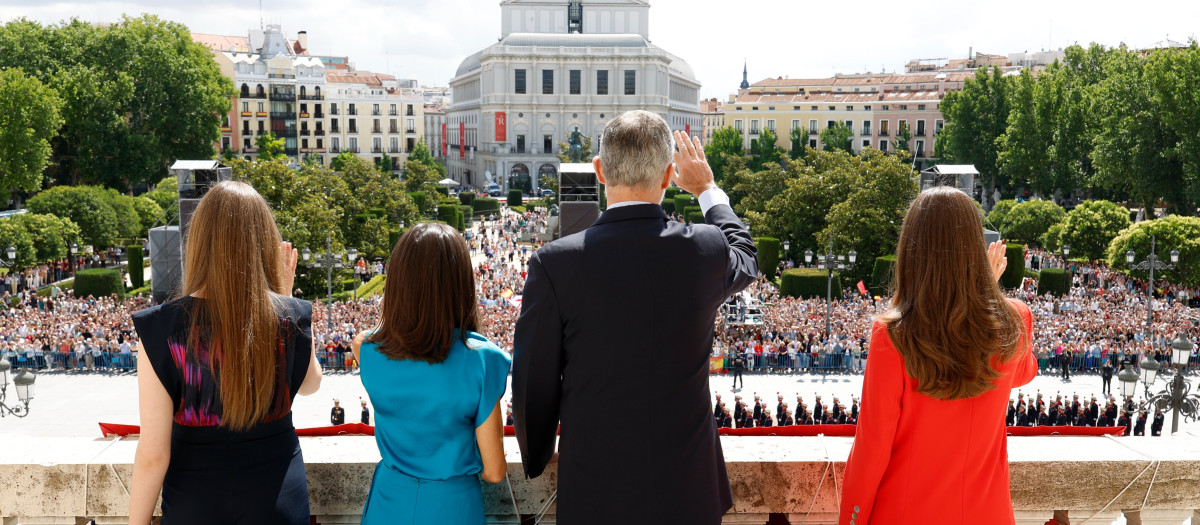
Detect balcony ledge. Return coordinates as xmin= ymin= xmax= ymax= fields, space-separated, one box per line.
xmin=2 ymin=434 xmax=1199 ymax=524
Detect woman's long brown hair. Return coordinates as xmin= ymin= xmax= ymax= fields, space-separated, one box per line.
xmin=181 ymin=181 xmax=287 ymax=431
xmin=881 ymin=186 xmax=1023 ymax=401
xmin=368 ymin=222 xmax=480 ymax=363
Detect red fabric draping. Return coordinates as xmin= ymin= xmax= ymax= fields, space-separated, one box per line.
xmin=102 ymin=423 xmax=1126 ymax=439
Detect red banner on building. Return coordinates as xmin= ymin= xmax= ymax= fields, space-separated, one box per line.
xmin=495 ymin=112 xmax=507 ymax=142
xmin=441 ymin=123 xmax=447 ymax=157
xmin=685 ymin=123 xmax=691 ymax=136
xmin=460 ymin=122 xmax=466 ymax=159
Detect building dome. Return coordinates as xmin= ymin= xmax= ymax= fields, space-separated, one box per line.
xmin=456 ymin=50 xmax=484 ymax=77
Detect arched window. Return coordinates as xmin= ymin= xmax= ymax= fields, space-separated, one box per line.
xmin=300 ymin=85 xmax=307 ymax=98
xmin=314 ymin=86 xmax=321 ymax=99
xmin=256 ymin=84 xmax=265 ymax=97
xmin=240 ymin=83 xmax=250 ymax=98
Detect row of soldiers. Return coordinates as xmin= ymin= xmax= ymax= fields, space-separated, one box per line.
xmin=1005 ymin=391 xmax=1166 ymax=436
xmin=713 ymin=393 xmax=859 ymax=429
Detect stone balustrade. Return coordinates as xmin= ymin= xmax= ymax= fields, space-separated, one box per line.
xmin=2 ymin=434 xmax=1199 ymax=525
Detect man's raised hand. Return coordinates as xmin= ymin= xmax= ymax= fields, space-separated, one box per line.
xmin=672 ymin=130 xmax=716 ymax=197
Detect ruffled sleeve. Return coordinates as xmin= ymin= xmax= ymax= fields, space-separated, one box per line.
xmin=475 ymin=342 xmax=513 ymax=428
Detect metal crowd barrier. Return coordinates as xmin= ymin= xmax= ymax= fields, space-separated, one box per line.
xmin=3 ymin=351 xmax=136 ymax=372
xmin=718 ymin=351 xmax=866 ymax=374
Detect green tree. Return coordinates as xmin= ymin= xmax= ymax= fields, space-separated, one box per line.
xmin=7 ymin=213 xmax=81 ymax=263
xmin=255 ymin=132 xmax=286 ymax=162
xmin=25 ymin=185 xmax=120 ymax=247
xmin=538 ymin=175 xmax=558 ymax=206
xmin=750 ymin=128 xmax=782 ymax=170
xmin=376 ymin=155 xmax=394 ymax=173
xmin=407 ymin=139 xmax=446 ymax=179
xmin=746 ymin=149 xmax=862 ymax=259
xmin=0 ymin=16 xmax=235 ymax=190
xmin=1106 ymin=215 xmax=1200 ymax=286
xmin=329 ymin=151 xmax=358 ymax=172
xmin=820 ymin=148 xmax=919 ymax=283
xmin=820 ymin=122 xmax=853 ymax=153
xmin=789 ymin=125 xmax=807 ymax=157
xmin=302 ymin=152 xmax=322 ymax=166
xmin=0 ymin=69 xmax=63 ymax=196
xmin=144 ymin=176 xmax=178 ymax=225
xmin=939 ymin=66 xmax=1012 ymax=195
xmin=1140 ymin=44 xmax=1200 ymax=214
xmin=0 ymin=219 xmax=36 ymax=268
xmin=988 ymin=199 xmax=1065 ymax=247
xmin=1042 ymin=200 xmax=1130 ymax=260
xmin=892 ymin=121 xmax=912 ymax=158
xmin=705 ymin=126 xmax=744 ymax=184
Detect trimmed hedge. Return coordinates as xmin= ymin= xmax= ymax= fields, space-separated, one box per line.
xmin=673 ymin=194 xmax=694 ymax=218
xmin=1000 ymin=243 xmax=1025 ymax=289
xmin=661 ymin=199 xmax=675 ymax=215
xmin=437 ymin=205 xmax=465 ymax=232
xmin=686 ymin=211 xmax=705 ymax=225
xmin=75 ymin=269 xmax=124 ymax=299
xmin=780 ymin=268 xmax=842 ymax=300
xmin=665 ymin=187 xmax=680 ymax=199
xmin=508 ymin=189 xmax=523 ymax=207
xmin=1037 ymin=268 xmax=1071 ymax=296
xmin=1024 ymin=268 xmax=1040 ymax=279
xmin=474 ymin=197 xmax=500 ymax=215
xmin=409 ymin=192 xmax=428 ymax=214
xmin=388 ymin=229 xmax=402 ymax=251
xmin=458 ymin=192 xmax=476 ymax=206
xmin=459 ymin=205 xmax=474 ymax=225
xmin=127 ymin=283 xmax=151 ymax=297
xmin=434 ymin=186 xmax=450 ymax=197
xmin=756 ymin=237 xmax=780 ymax=278
xmin=871 ymin=255 xmax=895 ymax=293
xmin=127 ymin=245 xmax=144 ymax=289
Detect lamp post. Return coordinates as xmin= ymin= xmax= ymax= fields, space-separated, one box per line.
xmin=301 ymin=233 xmax=349 ymax=336
xmin=1117 ymin=335 xmax=1199 ymax=434
xmin=70 ymin=242 xmax=79 ymax=276
xmin=0 ymin=357 xmax=36 ymax=418
xmin=1125 ymin=235 xmax=1179 ymax=339
xmin=347 ymin=247 xmax=359 ymax=301
xmin=804 ymin=238 xmax=857 ymax=339
xmin=783 ymin=240 xmax=791 ymax=268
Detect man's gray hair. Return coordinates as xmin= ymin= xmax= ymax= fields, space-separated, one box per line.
xmin=598 ymin=110 xmax=673 ymax=190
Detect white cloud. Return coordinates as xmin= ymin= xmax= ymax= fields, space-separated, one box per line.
xmin=2 ymin=0 xmax=1197 ymax=98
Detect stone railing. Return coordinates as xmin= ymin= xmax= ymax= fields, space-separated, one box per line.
xmin=2 ymin=434 xmax=1199 ymax=524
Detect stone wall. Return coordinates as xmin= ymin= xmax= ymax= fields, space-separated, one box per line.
xmin=2 ymin=434 xmax=1199 ymax=525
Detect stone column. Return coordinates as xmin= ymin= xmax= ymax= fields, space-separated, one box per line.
xmin=1124 ymin=509 xmax=1197 ymax=525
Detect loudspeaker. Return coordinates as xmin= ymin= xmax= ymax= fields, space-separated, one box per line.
xmin=560 ymin=202 xmax=601 ymax=238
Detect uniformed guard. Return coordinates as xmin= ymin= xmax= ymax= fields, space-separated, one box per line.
xmin=1151 ymin=408 xmax=1165 ymax=436
xmin=1118 ymin=411 xmax=1132 ymax=436
xmin=1134 ymin=410 xmax=1147 ymax=436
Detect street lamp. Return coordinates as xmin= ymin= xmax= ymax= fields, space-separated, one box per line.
xmin=812 ymin=238 xmax=857 ymax=339
xmin=433 ymin=204 xmax=440 ymax=222
xmin=782 ymin=240 xmax=791 ymax=267
xmin=1126 ymin=235 xmax=1179 ymax=339
xmin=1062 ymin=244 xmax=1070 ymax=258
xmin=347 ymin=247 xmax=359 ymax=301
xmin=0 ymin=357 xmax=36 ymax=418
xmin=302 ymin=233 xmax=348 ymax=336
xmin=1117 ymin=335 xmax=1200 ymax=434
xmin=70 ymin=242 xmax=79 ymax=276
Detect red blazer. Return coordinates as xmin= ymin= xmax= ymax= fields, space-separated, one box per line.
xmin=839 ymin=299 xmax=1035 ymax=525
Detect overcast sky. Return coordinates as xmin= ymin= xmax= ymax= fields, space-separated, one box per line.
xmin=3 ymin=0 xmax=1197 ymax=99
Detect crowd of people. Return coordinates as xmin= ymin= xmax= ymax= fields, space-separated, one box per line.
xmin=1 ymin=246 xmax=130 ymax=296
xmin=0 ymin=289 xmax=148 ymax=371
xmin=713 ymin=392 xmax=860 ymax=428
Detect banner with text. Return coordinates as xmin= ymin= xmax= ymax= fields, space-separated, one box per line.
xmin=495 ymin=112 xmax=507 ymax=142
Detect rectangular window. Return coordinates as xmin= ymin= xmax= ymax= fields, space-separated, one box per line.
xmin=899 ymin=105 xmax=908 ymax=110
xmin=331 ymin=103 xmax=339 ymax=115
xmin=542 ymin=70 xmax=554 ymax=95
xmin=316 ymin=139 xmax=323 ymax=149
xmin=809 ymin=119 xmax=818 ymax=133
xmin=389 ymin=104 xmax=397 ymax=116
xmin=348 ymin=137 xmax=358 ymax=152
xmin=407 ymin=137 xmax=416 ymax=151
xmin=543 ymin=134 xmax=553 ymax=154
xmin=879 ymin=120 xmax=889 ymax=136
xmin=810 ymin=106 xmax=818 ymax=111
xmin=258 ymin=121 xmax=265 ymax=132
xmin=828 ymin=106 xmax=836 ymax=111
xmin=734 ymin=120 xmax=743 ymax=134
xmin=624 ymin=70 xmax=636 ymax=95
xmin=916 ymin=120 xmax=926 ymax=136
xmin=301 ymin=138 xmax=309 ymax=149
xmin=899 ymin=120 xmax=908 ymax=135
xmin=516 ymin=135 xmax=526 ymax=153
xmin=916 ymin=140 xmax=925 ymax=157
xmin=372 ymin=104 xmax=380 ymax=116
xmin=935 ymin=119 xmax=944 ymax=134
xmin=845 ymin=120 xmax=853 ymax=133
xmin=349 ymin=103 xmax=357 ymax=115
xmin=569 ymin=70 xmax=581 ymax=95
xmin=846 ymin=106 xmax=853 ymax=111
xmin=373 ymin=137 xmax=382 ymax=152
xmin=349 ymin=118 xmax=357 ymax=133
xmin=862 ymin=120 xmax=871 ymax=135
xmin=407 ymin=118 xmax=416 ymax=133
xmin=242 ymin=102 xmax=249 ymax=112
xmin=331 ymin=120 xmax=339 ymax=132
xmin=390 ymin=137 xmax=399 ymax=152
xmin=749 ymin=120 xmax=759 ymax=134
xmin=257 ymin=102 xmax=264 ymax=112
xmin=331 ymin=137 xmax=339 ymax=151
xmin=515 ymin=69 xmax=527 ymax=94
xmin=827 ymin=120 xmax=836 ymax=129
xmin=918 ymin=104 xmax=926 ymax=111
xmin=809 ymin=138 xmax=817 ymax=148
xmin=792 ymin=119 xmax=801 ymax=130
xmin=862 ymin=140 xmax=871 ymax=149
xmin=406 ymin=104 xmax=414 ymax=116
xmin=881 ymin=105 xmax=889 ymax=111
xmin=863 ymin=105 xmax=872 ymax=111
xmin=879 ymin=140 xmax=888 ymax=152
xmin=766 ymin=119 xmax=775 ymax=132
xmin=300 ymin=103 xmax=308 ymax=113
xmin=596 ymin=70 xmax=608 ymax=95
xmin=243 ymin=137 xmax=251 ymax=149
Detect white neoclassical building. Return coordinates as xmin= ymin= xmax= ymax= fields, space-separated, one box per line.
xmin=446 ymin=0 xmax=702 ymax=193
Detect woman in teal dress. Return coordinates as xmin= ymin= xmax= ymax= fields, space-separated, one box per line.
xmin=353 ymin=222 xmax=510 ymax=525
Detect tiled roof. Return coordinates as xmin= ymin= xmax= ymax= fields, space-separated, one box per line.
xmin=192 ymin=33 xmax=250 ymax=53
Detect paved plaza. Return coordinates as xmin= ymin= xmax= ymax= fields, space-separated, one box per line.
xmin=4 ymin=368 xmax=1196 ymax=440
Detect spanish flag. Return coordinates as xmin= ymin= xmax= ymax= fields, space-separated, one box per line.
xmin=500 ymin=289 xmax=514 ymax=299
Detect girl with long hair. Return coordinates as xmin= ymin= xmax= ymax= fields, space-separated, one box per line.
xmin=839 ymin=186 xmax=1036 ymax=524
xmin=353 ymin=222 xmax=510 ymax=525
xmin=130 ymin=181 xmax=323 ymax=524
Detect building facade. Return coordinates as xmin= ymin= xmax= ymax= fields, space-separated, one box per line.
xmin=700 ymin=98 xmax=724 ymax=145
xmin=195 ymin=25 xmax=423 ymax=171
xmin=446 ymin=0 xmax=703 ymax=193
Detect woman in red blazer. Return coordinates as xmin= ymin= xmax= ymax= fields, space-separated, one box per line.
xmin=840 ymin=187 xmax=1036 ymax=525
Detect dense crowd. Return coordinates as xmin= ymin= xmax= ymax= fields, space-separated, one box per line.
xmin=1 ymin=246 xmax=130 ymax=295
xmin=0 ymin=289 xmax=149 ymax=371
xmin=713 ymin=392 xmax=860 ymax=428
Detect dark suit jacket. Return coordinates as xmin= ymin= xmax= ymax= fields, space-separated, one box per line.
xmin=512 ymin=202 xmax=757 ymax=525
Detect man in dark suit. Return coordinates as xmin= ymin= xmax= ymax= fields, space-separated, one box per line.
xmin=512 ymin=114 xmax=757 ymax=525
xmin=330 ymin=400 xmax=345 ymax=425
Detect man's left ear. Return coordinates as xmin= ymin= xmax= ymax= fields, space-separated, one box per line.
xmin=660 ymin=163 xmax=675 ymax=190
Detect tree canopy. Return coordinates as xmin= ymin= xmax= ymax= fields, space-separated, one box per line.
xmin=819 ymin=122 xmax=853 ymax=154
xmin=0 ymin=69 xmax=63 ymax=197
xmin=0 ymin=15 xmax=235 ymax=191
xmin=704 ymin=126 xmax=744 ymax=183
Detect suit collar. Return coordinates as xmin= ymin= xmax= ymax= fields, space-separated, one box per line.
xmin=590 ymin=203 xmax=668 ymax=227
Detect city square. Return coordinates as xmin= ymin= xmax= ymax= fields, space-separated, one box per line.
xmin=3 ymin=0 xmax=1200 ymax=523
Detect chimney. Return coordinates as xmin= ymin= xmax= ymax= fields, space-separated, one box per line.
xmin=297 ymin=30 xmax=308 ymax=52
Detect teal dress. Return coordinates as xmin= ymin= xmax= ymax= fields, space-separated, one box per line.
xmin=359 ymin=331 xmax=511 ymax=525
